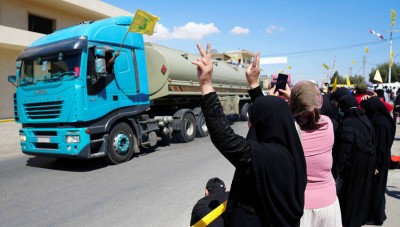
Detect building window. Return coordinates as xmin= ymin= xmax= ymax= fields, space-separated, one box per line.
xmin=28 ymin=14 xmax=54 ymax=34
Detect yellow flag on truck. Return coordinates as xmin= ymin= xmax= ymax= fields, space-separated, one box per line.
xmin=129 ymin=9 xmax=159 ymax=35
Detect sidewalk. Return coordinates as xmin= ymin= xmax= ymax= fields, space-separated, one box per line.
xmin=0 ymin=121 xmax=22 ymax=157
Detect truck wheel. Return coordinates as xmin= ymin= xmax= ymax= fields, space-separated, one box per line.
xmin=240 ymin=103 xmax=250 ymax=121
xmin=193 ymin=107 xmax=209 ymax=137
xmin=173 ymin=111 xmax=196 ymax=143
xmin=105 ymin=122 xmax=135 ymax=164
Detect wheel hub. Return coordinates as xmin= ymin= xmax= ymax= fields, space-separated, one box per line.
xmin=113 ymin=133 xmax=130 ymax=154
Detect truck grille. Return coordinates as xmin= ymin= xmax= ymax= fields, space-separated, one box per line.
xmin=24 ymin=101 xmax=63 ymax=120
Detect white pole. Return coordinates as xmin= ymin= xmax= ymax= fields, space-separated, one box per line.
xmin=389 ymin=31 xmax=393 ymax=84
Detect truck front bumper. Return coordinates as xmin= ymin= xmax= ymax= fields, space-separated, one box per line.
xmin=19 ymin=127 xmax=92 ymax=159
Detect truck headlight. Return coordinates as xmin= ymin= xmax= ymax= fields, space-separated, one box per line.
xmin=20 ymin=134 xmax=27 ymax=142
xmin=65 ymin=135 xmax=80 ymax=143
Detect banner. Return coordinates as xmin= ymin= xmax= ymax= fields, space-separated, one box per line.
xmin=374 ymin=69 xmax=383 ymax=83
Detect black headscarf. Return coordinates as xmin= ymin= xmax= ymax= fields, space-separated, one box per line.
xmin=338 ymin=95 xmax=375 ymax=154
xmin=321 ymin=94 xmax=339 ymax=131
xmin=361 ymin=96 xmax=395 ymax=135
xmin=332 ymin=87 xmax=350 ymax=102
xmin=376 ymin=89 xmax=385 ymax=99
xmin=338 ymin=94 xmax=365 ymax=118
xmin=246 ymin=96 xmax=307 ymax=226
xmin=321 ymin=94 xmax=333 ymax=116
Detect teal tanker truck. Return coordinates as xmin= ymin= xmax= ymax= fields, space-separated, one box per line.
xmin=8 ymin=16 xmax=251 ymax=164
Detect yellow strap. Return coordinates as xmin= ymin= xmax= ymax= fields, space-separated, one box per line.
xmin=192 ymin=200 xmax=228 ymax=227
xmin=0 ymin=119 xmax=14 ymax=123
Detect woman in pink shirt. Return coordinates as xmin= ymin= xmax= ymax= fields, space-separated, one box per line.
xmin=282 ymin=81 xmax=342 ymax=226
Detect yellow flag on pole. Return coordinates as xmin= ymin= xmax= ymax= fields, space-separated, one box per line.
xmin=352 ymin=60 xmax=356 ymax=64
xmin=322 ymin=63 xmax=330 ymax=70
xmin=332 ymin=75 xmax=338 ymax=90
xmin=374 ymin=69 xmax=383 ymax=83
xmin=346 ymin=76 xmax=351 ymax=86
xmin=390 ymin=51 xmax=394 ymax=67
xmin=365 ymin=46 xmax=369 ymax=54
xmin=391 ymin=9 xmax=396 ymax=27
xmin=129 ymin=9 xmax=160 ymax=35
xmin=287 ymin=66 xmax=292 ymax=70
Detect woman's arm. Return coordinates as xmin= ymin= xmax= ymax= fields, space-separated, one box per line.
xmin=336 ymin=126 xmax=355 ymax=178
xmin=201 ymin=92 xmax=252 ymax=168
xmin=193 ymin=43 xmax=252 ymax=168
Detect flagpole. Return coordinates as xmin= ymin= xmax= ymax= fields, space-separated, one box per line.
xmin=118 ymin=30 xmax=130 ymax=53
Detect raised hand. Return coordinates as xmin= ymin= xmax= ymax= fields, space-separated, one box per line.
xmin=278 ymin=84 xmax=292 ymax=101
xmin=192 ymin=43 xmax=214 ymax=95
xmin=246 ymin=51 xmax=260 ymax=89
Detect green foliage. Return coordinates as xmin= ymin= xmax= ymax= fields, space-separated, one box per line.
xmin=368 ymin=62 xmax=400 ymax=83
xmin=329 ymin=71 xmax=366 ymax=85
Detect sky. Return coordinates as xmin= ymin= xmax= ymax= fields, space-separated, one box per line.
xmin=103 ymin=0 xmax=400 ymax=84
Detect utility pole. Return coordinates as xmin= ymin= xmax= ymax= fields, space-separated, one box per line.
xmin=362 ymin=55 xmax=366 ymax=79
xmin=387 ymin=10 xmax=398 ymax=84
xmin=349 ymin=67 xmax=352 ymax=77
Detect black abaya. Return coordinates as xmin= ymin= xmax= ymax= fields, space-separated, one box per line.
xmin=201 ymin=92 xmax=306 ymax=227
xmin=361 ymin=97 xmax=396 ymax=224
xmin=336 ymin=95 xmax=377 ymax=227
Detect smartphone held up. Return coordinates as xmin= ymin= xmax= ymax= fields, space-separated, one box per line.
xmin=274 ymin=73 xmax=288 ymax=93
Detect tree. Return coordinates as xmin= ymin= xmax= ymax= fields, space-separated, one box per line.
xmin=349 ymin=75 xmax=365 ymax=84
xmin=329 ymin=71 xmax=365 ymax=85
xmin=369 ymin=62 xmax=400 ymax=83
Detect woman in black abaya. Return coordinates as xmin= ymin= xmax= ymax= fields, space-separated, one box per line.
xmin=361 ymin=97 xmax=396 ymax=225
xmin=193 ymin=43 xmax=307 ymax=226
xmin=336 ymin=95 xmax=376 ymax=227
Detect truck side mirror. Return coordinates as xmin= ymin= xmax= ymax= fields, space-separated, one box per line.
xmin=95 ymin=58 xmax=106 ymax=76
xmin=8 ymin=75 xmax=17 ymax=87
xmin=16 ymin=60 xmax=22 ymax=69
xmin=8 ymin=75 xmax=16 ymax=83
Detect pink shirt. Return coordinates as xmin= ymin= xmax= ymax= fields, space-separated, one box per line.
xmin=301 ymin=115 xmax=336 ymax=209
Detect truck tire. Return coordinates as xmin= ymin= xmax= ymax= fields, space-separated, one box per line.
xmin=173 ymin=111 xmax=196 ymax=143
xmin=240 ymin=102 xmax=250 ymax=121
xmin=193 ymin=107 xmax=209 ymax=137
xmin=105 ymin=122 xmax=136 ymax=164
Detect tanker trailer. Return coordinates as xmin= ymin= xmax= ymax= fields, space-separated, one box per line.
xmin=144 ymin=43 xmax=251 ymax=143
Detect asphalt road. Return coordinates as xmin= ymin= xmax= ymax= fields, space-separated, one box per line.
xmin=0 ymin=123 xmax=245 ymax=227
xmin=0 ymin=121 xmax=399 ymax=227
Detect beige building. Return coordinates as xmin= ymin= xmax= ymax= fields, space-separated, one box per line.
xmin=0 ymin=0 xmax=132 ymax=119
xmin=225 ymin=49 xmax=254 ymax=68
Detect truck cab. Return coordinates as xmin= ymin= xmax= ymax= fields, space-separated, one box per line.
xmin=12 ymin=17 xmax=164 ymax=164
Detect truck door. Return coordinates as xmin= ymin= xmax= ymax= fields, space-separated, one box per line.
xmin=113 ymin=49 xmax=141 ymax=105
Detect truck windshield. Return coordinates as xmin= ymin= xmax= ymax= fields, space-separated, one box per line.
xmin=19 ymin=51 xmax=82 ymax=86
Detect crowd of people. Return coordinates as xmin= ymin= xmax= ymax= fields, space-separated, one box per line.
xmin=190 ymin=43 xmax=396 ymax=227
